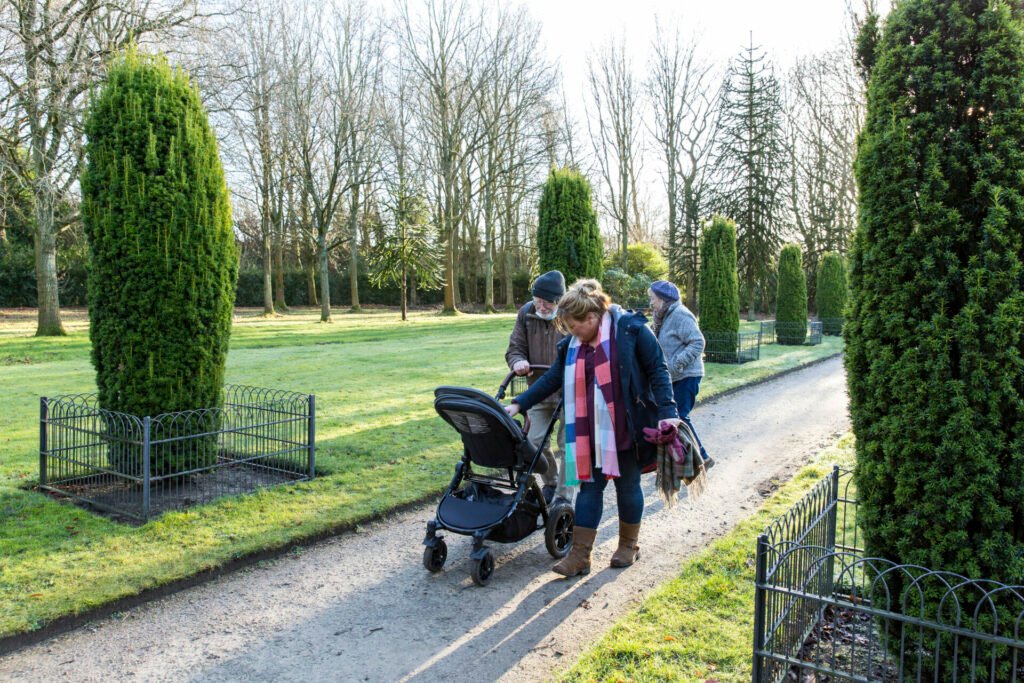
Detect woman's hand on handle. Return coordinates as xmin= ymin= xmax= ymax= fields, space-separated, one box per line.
xmin=505 ymin=403 xmax=521 ymax=418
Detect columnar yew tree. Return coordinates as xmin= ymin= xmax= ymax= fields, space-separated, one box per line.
xmin=698 ymin=216 xmax=739 ymax=359
xmin=815 ymin=251 xmax=846 ymax=334
xmin=775 ymin=244 xmax=807 ymax=345
xmin=848 ymin=0 xmax=1024 ymax=590
xmin=83 ymin=51 xmax=237 ymax=469
xmin=698 ymin=216 xmax=739 ymax=333
xmin=537 ymin=167 xmax=603 ymax=284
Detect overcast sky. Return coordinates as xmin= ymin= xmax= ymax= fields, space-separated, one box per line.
xmin=522 ymin=0 xmax=864 ymax=113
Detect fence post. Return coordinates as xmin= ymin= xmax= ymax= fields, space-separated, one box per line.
xmin=756 ymin=330 xmax=762 ymax=361
xmin=752 ymin=533 xmax=770 ymax=683
xmin=824 ymin=465 xmax=840 ymax=610
xmin=39 ymin=397 xmax=48 ymax=488
xmin=307 ymin=394 xmax=316 ymax=479
xmin=142 ymin=416 xmax=151 ymax=520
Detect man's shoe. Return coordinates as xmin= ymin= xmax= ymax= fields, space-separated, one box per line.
xmin=702 ymin=455 xmax=716 ymax=470
xmin=542 ymin=485 xmax=556 ymax=504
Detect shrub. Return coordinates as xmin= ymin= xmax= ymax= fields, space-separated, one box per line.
xmin=537 ymin=167 xmax=603 ymax=284
xmin=603 ymin=242 xmax=668 ymax=280
xmin=774 ymin=244 xmax=807 ymax=345
xmin=602 ymin=268 xmax=653 ymax=309
xmin=82 ymin=50 xmax=237 ymax=474
xmin=848 ymin=1 xmax=1024 ymax=675
xmin=815 ymin=251 xmax=846 ymax=334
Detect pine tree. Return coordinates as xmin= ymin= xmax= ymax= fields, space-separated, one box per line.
xmin=713 ymin=36 xmax=786 ymax=320
xmin=537 ymin=167 xmax=603 ymax=285
xmin=775 ymin=244 xmax=807 ymax=345
xmin=82 ymin=50 xmax=237 ymax=474
xmin=698 ymin=216 xmax=739 ymax=358
xmin=815 ymin=251 xmax=846 ymax=335
xmin=368 ymin=193 xmax=443 ymax=321
xmin=848 ymin=0 xmax=1024 ymax=606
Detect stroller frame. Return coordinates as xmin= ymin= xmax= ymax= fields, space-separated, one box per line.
xmin=423 ymin=367 xmax=574 ymax=586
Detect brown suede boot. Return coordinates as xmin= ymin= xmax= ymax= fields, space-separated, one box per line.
xmin=610 ymin=521 xmax=641 ymax=568
xmin=552 ymin=526 xmax=597 ymax=577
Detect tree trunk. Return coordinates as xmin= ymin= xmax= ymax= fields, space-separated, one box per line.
xmin=273 ymin=227 xmax=286 ymax=311
xmin=747 ymin=274 xmax=756 ymax=321
xmin=262 ymin=230 xmax=274 ymax=316
xmin=33 ymin=193 xmax=66 ymax=336
xmin=306 ymin=262 xmax=318 ymax=306
xmin=400 ymin=264 xmax=408 ymax=321
xmin=349 ymin=184 xmax=361 ymax=311
xmin=319 ymin=234 xmax=332 ymax=322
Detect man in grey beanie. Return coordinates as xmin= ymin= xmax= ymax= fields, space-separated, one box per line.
xmin=505 ymin=270 xmax=572 ymax=504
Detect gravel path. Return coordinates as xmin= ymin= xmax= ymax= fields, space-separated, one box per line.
xmin=0 ymin=357 xmax=848 ymax=683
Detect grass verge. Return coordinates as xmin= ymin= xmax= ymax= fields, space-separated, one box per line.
xmin=0 ymin=308 xmax=842 ymax=642
xmin=559 ymin=434 xmax=856 ymax=683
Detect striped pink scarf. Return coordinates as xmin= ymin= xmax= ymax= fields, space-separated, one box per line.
xmin=563 ymin=311 xmax=620 ymax=483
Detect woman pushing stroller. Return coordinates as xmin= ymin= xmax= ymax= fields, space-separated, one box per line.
xmin=505 ymin=279 xmax=680 ymax=577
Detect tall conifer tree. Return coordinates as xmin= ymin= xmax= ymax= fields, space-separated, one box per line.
xmin=537 ymin=167 xmax=603 ymax=285
xmin=83 ymin=50 xmax=237 ymax=472
xmin=714 ymin=36 xmax=786 ymax=320
xmin=848 ymin=0 xmax=1024 ymax=590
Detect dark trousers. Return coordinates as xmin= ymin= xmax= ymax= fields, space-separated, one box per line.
xmin=672 ymin=377 xmax=709 ymax=461
xmin=574 ymin=454 xmax=643 ymax=527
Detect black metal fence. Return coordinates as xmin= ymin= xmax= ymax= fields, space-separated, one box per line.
xmin=39 ymin=385 xmax=315 ymax=522
xmin=759 ymin=320 xmax=823 ymax=346
xmin=704 ymin=331 xmax=762 ymax=364
xmin=752 ymin=466 xmax=1024 ymax=681
xmin=820 ymin=317 xmax=844 ymax=336
xmin=808 ymin=321 xmax=823 ymax=345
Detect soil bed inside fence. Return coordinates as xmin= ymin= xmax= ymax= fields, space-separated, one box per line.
xmin=790 ymin=604 xmax=898 ymax=682
xmin=40 ymin=459 xmax=300 ymax=525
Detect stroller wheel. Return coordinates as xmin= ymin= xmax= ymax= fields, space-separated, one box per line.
xmin=423 ymin=539 xmax=447 ymax=573
xmin=545 ymin=505 xmax=575 ymax=558
xmin=471 ymin=549 xmax=495 ymax=586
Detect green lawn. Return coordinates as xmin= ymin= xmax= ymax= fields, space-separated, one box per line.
xmin=561 ymin=434 xmax=856 ymax=683
xmin=0 ymin=307 xmax=842 ymax=639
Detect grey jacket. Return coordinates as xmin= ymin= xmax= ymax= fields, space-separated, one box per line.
xmin=655 ymin=302 xmax=705 ymax=381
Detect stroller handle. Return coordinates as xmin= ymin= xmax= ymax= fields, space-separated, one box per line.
xmin=496 ymin=364 xmax=551 ymax=401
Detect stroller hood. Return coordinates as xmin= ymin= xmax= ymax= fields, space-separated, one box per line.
xmin=434 ymin=386 xmax=547 ymax=475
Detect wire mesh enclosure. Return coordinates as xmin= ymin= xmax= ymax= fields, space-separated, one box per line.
xmin=753 ymin=467 xmax=1024 ymax=681
xmin=704 ymin=331 xmax=762 ymax=364
xmin=760 ymin=320 xmax=777 ymax=344
xmin=39 ymin=385 xmax=316 ymax=522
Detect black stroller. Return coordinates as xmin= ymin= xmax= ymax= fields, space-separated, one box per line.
xmin=423 ymin=366 xmax=575 ymax=586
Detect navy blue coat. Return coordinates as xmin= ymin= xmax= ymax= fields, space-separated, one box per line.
xmin=514 ymin=306 xmax=677 ymax=468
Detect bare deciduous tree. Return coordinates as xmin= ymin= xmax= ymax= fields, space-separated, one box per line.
xmin=586 ymin=36 xmax=644 ymax=270
xmin=646 ymin=22 xmax=717 ymax=309
xmin=0 ymin=0 xmax=207 ymax=335
xmin=396 ymin=0 xmax=493 ymax=313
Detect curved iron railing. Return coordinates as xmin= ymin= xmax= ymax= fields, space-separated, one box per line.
xmin=40 ymin=385 xmax=315 ymax=521
xmin=753 ymin=466 xmax=1024 ymax=681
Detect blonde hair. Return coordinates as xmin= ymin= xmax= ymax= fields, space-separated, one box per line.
xmin=555 ymin=279 xmax=611 ymax=333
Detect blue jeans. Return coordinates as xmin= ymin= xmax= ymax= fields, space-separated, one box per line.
xmin=574 ymin=452 xmax=643 ymax=528
xmin=673 ymin=377 xmax=709 ymax=461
